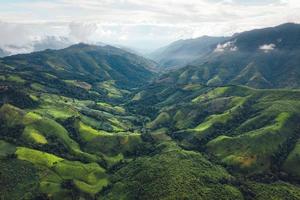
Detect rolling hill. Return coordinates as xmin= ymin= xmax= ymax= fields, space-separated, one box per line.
xmin=131 ymin=83 xmax=300 ymax=175
xmin=127 ymin=82 xmax=300 ymax=197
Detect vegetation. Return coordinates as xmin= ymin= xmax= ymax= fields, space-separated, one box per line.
xmin=1 ymin=38 xmax=300 ymax=199
xmin=104 ymin=144 xmax=243 ymax=200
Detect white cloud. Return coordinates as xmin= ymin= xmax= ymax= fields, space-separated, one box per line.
xmin=68 ymin=22 xmax=98 ymax=42
xmin=0 ymin=0 xmax=299 ymax=50
xmin=0 ymin=21 xmax=31 ymax=46
xmin=3 ymin=44 xmax=34 ymax=55
xmin=214 ymin=41 xmax=238 ymax=52
xmin=259 ymin=43 xmax=276 ymax=52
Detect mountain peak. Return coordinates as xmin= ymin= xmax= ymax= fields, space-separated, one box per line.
xmin=67 ymin=43 xmax=96 ymax=49
xmin=276 ymin=22 xmax=299 ymax=28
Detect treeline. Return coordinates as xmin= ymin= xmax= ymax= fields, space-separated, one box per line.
xmin=0 ymin=86 xmax=38 ymax=108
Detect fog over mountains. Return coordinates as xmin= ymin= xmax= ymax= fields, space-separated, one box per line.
xmin=0 ymin=36 xmax=73 ymax=57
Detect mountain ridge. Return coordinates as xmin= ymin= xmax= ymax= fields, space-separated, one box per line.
xmin=149 ymin=36 xmax=228 ymax=69
xmin=0 ymin=43 xmax=157 ymax=91
xmin=155 ymin=23 xmax=300 ymax=89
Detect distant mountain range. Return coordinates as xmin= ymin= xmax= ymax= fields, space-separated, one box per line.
xmin=0 ymin=36 xmax=145 ymax=59
xmin=149 ymin=36 xmax=228 ymax=69
xmin=156 ymin=23 xmax=300 ymax=89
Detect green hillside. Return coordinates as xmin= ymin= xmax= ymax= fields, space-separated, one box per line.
xmin=0 ymin=44 xmax=155 ymax=199
xmin=0 ymin=93 xmax=147 ymax=199
xmin=1 ymin=41 xmax=300 ymax=199
xmin=0 ymin=43 xmax=156 ymax=102
xmin=135 ymin=84 xmax=300 ymax=177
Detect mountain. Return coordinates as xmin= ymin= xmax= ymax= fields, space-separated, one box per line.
xmin=0 ymin=43 xmax=157 ymax=199
xmin=149 ymin=36 xmax=228 ymax=69
xmin=2 ymin=25 xmax=300 ymax=200
xmin=160 ymin=23 xmax=300 ymax=88
xmin=0 ymin=43 xmax=156 ymax=98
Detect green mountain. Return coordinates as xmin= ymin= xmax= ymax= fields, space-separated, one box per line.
xmin=149 ymin=36 xmax=228 ymax=69
xmin=0 ymin=44 xmax=157 ymax=199
xmin=158 ymin=23 xmax=300 ymax=88
xmin=2 ymin=26 xmax=300 ymax=200
xmin=1 ymin=43 xmax=156 ymax=92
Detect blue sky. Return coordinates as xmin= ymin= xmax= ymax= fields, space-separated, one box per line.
xmin=0 ymin=0 xmax=299 ymax=51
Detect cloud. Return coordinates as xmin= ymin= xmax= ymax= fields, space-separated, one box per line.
xmin=0 ymin=21 xmax=31 ymax=46
xmin=212 ymin=0 xmax=282 ymax=5
xmin=0 ymin=0 xmax=299 ymax=50
xmin=68 ymin=22 xmax=98 ymax=42
xmin=214 ymin=41 xmax=238 ymax=52
xmin=259 ymin=43 xmax=276 ymax=52
xmin=2 ymin=44 xmax=34 ymax=55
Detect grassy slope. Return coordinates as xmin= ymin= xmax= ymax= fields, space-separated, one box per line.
xmin=16 ymin=147 xmax=108 ymax=196
xmin=137 ymin=85 xmax=300 ymax=178
xmin=0 ymin=82 xmax=145 ymax=199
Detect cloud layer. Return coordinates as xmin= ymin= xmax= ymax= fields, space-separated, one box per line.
xmin=259 ymin=43 xmax=276 ymax=52
xmin=0 ymin=0 xmax=299 ymax=50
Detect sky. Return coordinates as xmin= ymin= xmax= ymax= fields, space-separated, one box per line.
xmin=0 ymin=0 xmax=300 ymax=51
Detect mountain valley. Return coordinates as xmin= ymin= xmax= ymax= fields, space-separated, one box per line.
xmin=1 ymin=23 xmax=300 ymax=200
